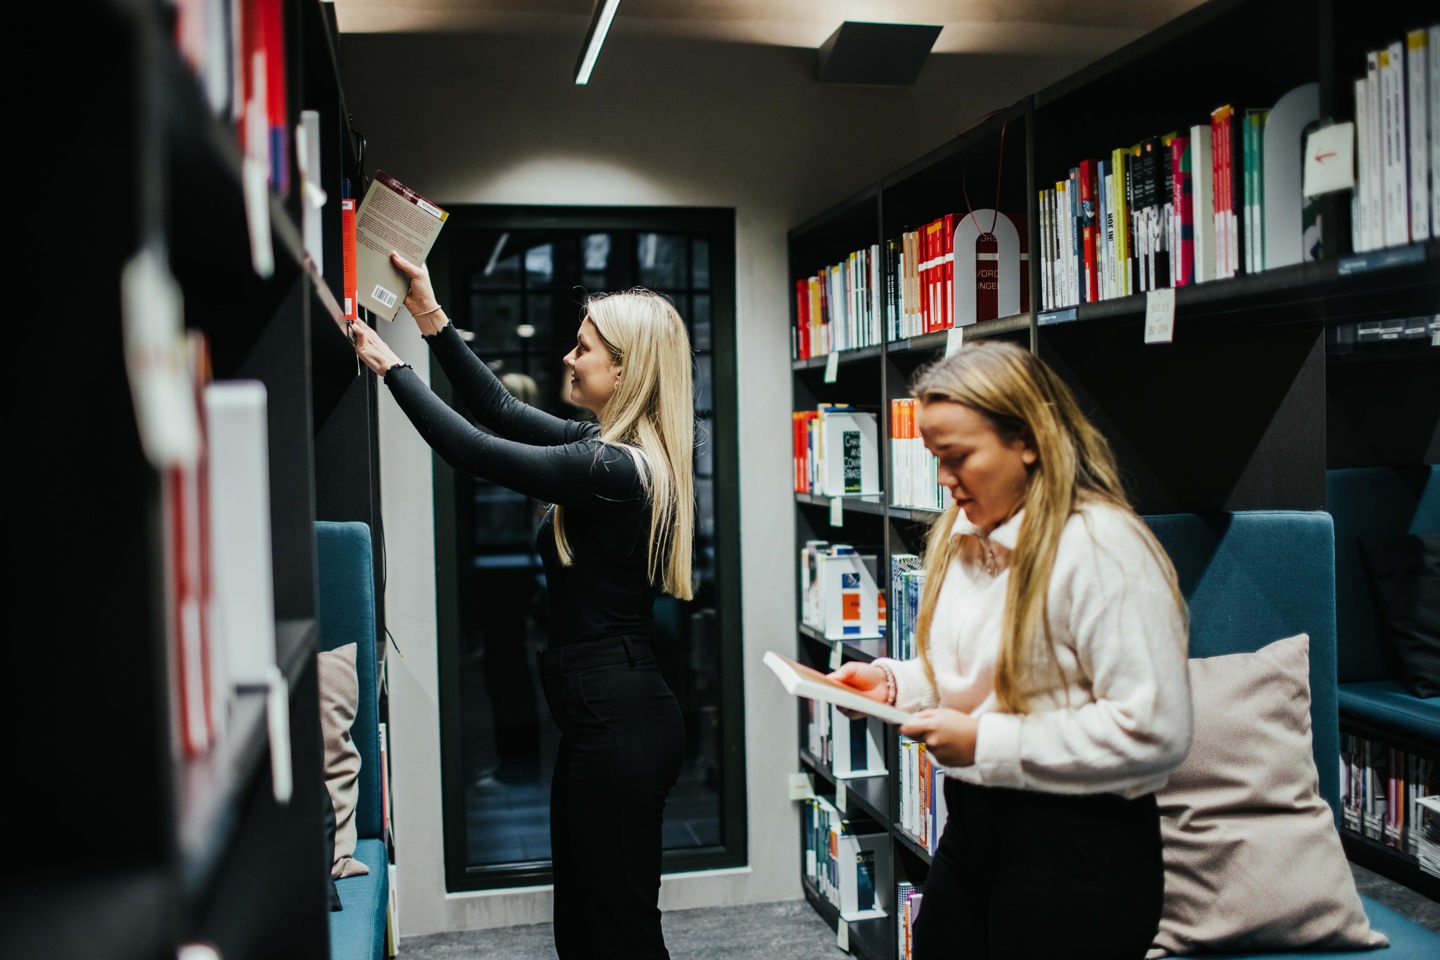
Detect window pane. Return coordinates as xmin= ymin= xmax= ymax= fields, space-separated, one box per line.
xmin=469 ymin=292 xmax=525 ymax=351
xmin=691 ymin=237 xmax=710 ymax=287
xmin=476 ymin=236 xmax=520 ymax=288
xmin=694 ymin=353 xmax=713 ymax=412
xmin=525 ymin=243 xmax=554 ymax=286
xmin=580 ymin=233 xmax=613 ymax=292
xmin=690 ymin=294 xmax=712 ymax=351
xmin=695 ymin=414 xmax=714 ymax=479
xmin=638 ymin=232 xmax=686 ymax=289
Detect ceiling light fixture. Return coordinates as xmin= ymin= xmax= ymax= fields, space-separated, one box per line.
xmin=574 ymin=0 xmax=622 ymax=85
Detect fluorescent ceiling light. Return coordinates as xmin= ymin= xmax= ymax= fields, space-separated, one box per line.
xmin=574 ymin=0 xmax=622 ymax=85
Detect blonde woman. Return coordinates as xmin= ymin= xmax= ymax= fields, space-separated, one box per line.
xmin=351 ymin=251 xmax=694 ymax=960
xmin=830 ymin=340 xmax=1191 ymax=959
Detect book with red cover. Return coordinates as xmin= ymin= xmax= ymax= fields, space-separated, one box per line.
xmin=1210 ymin=104 xmax=1243 ymax=279
xmin=1077 ymin=158 xmax=1100 ymax=303
xmin=341 ymin=179 xmax=358 ymax=320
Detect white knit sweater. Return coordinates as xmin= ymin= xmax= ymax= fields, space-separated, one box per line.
xmin=877 ymin=501 xmax=1193 ymax=799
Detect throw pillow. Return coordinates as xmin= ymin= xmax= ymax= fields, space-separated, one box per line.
xmin=322 ymin=781 xmax=342 ymax=911
xmin=1148 ymin=633 xmax=1387 ymax=957
xmin=1358 ymin=533 xmax=1440 ymax=698
xmin=317 ymin=641 xmax=369 ymax=879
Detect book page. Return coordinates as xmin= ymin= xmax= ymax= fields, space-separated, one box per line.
xmin=354 ymin=170 xmax=449 ymax=321
xmin=763 ymin=651 xmax=914 ymax=726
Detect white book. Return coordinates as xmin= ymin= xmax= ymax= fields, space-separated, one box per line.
xmin=1365 ymin=50 xmax=1386 ymax=251
xmin=1380 ymin=41 xmax=1409 ymax=246
xmin=1431 ymin=25 xmax=1440 ymax=238
xmin=1190 ymin=123 xmax=1216 ymax=283
xmin=205 ymin=381 xmax=277 ymax=687
xmin=1408 ymin=29 xmax=1431 ymax=241
xmin=763 ymin=651 xmax=914 ymax=726
xmin=1353 ymin=77 xmax=1371 ymax=252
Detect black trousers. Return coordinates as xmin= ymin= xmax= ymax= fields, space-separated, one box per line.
xmin=539 ymin=635 xmax=684 ymax=960
xmin=912 ymin=778 xmax=1163 ymax=960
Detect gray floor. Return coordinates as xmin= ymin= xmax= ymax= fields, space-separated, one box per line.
xmin=399 ymin=863 xmax=1437 ymax=960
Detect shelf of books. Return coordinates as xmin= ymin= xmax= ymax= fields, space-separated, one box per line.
xmin=787 ymin=1 xmax=1437 ymax=955
xmin=20 ymin=2 xmax=376 ymax=958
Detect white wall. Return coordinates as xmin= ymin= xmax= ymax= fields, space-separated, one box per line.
xmin=337 ymin=29 xmax=1093 ymax=936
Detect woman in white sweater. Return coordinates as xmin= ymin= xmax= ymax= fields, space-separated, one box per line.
xmin=830 ymin=340 xmax=1192 ymax=959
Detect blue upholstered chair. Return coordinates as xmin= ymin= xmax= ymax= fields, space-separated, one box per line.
xmin=316 ymin=521 xmax=390 ymax=960
xmin=1144 ymin=511 xmax=1438 ymax=958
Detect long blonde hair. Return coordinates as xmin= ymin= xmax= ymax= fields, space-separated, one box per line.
xmin=552 ymin=289 xmax=696 ymax=600
xmin=910 ymin=340 xmax=1182 ymax=713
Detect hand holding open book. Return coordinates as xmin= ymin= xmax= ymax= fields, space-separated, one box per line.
xmin=763 ymin=651 xmax=913 ymax=725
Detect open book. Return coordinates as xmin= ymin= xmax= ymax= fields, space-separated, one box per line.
xmin=354 ymin=170 xmax=450 ymax=321
xmin=763 ymin=651 xmax=913 ymax=725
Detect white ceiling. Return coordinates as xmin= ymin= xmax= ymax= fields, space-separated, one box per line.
xmin=330 ymin=0 xmax=1211 ymax=59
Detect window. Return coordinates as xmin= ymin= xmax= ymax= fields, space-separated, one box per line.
xmin=428 ymin=206 xmax=743 ymax=891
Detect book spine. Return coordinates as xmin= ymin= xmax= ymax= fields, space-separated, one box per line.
xmin=1078 ymin=159 xmax=1099 ymax=303
xmin=1407 ymin=29 xmax=1430 ymax=241
xmin=342 ymin=180 xmax=358 ymax=321
xmin=1380 ymin=41 xmax=1409 ymax=246
xmin=1431 ymin=26 xmax=1440 ymax=239
xmin=1172 ymin=134 xmax=1194 ymax=286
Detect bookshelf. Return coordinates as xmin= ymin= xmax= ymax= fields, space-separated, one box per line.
xmin=16 ymin=2 xmax=380 ymax=958
xmin=786 ymin=0 xmax=1438 ymax=955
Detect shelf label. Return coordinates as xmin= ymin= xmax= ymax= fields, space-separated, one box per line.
xmin=830 ymin=496 xmax=843 ymax=527
xmin=945 ymin=325 xmax=965 ymax=356
xmin=829 ymin=644 xmax=843 ymax=671
xmin=836 ymin=784 xmax=848 ymax=814
xmin=1144 ymin=288 xmax=1176 ymax=344
xmin=1038 ymin=307 xmax=1078 ymax=326
xmin=836 ymin=918 xmax=849 ymax=951
xmin=1337 ymin=245 xmax=1426 ymax=275
xmin=824 ymin=351 xmax=839 ymax=383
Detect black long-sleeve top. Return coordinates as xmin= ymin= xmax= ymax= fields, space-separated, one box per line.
xmin=383 ymin=324 xmax=656 ymax=647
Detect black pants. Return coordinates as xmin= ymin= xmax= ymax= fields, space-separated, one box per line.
xmin=912 ymin=779 xmax=1163 ymax=960
xmin=539 ymin=635 xmax=684 ymax=960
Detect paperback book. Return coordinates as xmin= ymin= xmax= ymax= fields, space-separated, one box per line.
xmin=354 ymin=170 xmax=450 ymax=321
xmin=763 ymin=651 xmax=913 ymax=726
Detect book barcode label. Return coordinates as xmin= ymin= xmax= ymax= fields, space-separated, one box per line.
xmin=371 ymin=284 xmax=399 ymax=309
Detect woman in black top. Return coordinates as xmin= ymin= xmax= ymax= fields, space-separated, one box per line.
xmin=351 ymin=251 xmax=694 ymax=959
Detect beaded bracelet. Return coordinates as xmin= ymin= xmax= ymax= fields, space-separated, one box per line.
xmin=879 ymin=662 xmax=897 ymax=705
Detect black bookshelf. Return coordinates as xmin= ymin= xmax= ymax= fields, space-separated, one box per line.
xmin=786 ymin=1 xmax=1439 ymax=954
xmin=15 ymin=3 xmax=377 ymax=958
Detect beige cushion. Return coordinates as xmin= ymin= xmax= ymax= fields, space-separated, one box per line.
xmin=1148 ymin=632 xmax=1385 ymax=957
xmin=317 ymin=642 xmax=368 ymax=879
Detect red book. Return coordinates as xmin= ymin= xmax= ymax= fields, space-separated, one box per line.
xmin=167 ymin=331 xmax=216 ymax=759
xmin=1077 ymin=159 xmax=1100 ymax=303
xmin=1210 ymin=105 xmax=1240 ymax=279
xmin=342 ymin=191 xmax=358 ymax=320
xmin=941 ymin=212 xmax=955 ymax=330
xmin=794 ymin=277 xmax=809 ymax=360
xmin=259 ymin=0 xmax=289 ymax=195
